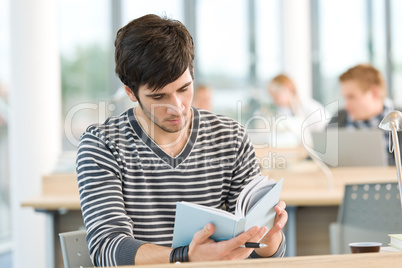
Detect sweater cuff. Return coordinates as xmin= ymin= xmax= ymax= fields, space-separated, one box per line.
xmin=249 ymin=231 xmax=286 ymax=258
xmin=116 ymin=237 xmax=147 ymax=265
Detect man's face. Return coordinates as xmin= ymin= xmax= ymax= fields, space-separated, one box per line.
xmin=341 ymin=80 xmax=378 ymax=121
xmin=128 ymin=68 xmax=194 ymax=134
xmin=268 ymin=83 xmax=293 ymax=107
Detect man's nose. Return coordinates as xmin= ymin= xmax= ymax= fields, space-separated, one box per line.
xmin=166 ymin=95 xmax=184 ymax=115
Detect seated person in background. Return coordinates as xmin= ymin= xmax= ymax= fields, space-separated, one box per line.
xmin=328 ymin=63 xmax=399 ymax=165
xmin=76 ymin=14 xmax=287 ymax=266
xmin=192 ymin=84 xmax=213 ymax=111
xmin=267 ymin=74 xmax=330 ymax=135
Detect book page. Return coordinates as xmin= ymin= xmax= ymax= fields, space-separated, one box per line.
xmin=243 ymin=178 xmax=284 ymax=231
xmin=235 ymin=175 xmax=276 ymax=218
xmin=244 ymin=183 xmax=276 ymax=214
xmin=235 ymin=175 xmax=265 ymax=215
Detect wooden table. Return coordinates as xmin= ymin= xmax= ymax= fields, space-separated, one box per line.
xmin=21 ymin=173 xmax=80 ymax=210
xmin=117 ymin=252 xmax=402 ymax=268
xmin=21 ymin=164 xmax=398 ymax=266
xmin=269 ymin=163 xmax=397 ymax=206
xmin=21 ymin=164 xmax=398 ymax=210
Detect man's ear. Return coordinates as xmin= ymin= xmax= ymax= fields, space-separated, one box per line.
xmin=124 ymin=85 xmax=138 ymax=102
xmin=370 ymin=85 xmax=381 ymax=99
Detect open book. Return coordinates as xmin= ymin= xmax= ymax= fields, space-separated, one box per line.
xmin=171 ymin=176 xmax=284 ymax=247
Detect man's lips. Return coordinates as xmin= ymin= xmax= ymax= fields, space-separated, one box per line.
xmin=167 ymin=117 xmax=183 ymax=125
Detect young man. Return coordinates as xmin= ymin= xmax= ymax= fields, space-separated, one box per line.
xmin=329 ymin=64 xmax=399 ymax=164
xmin=76 ymin=14 xmax=287 ymax=266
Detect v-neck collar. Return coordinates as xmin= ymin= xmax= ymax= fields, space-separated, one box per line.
xmin=128 ymin=107 xmax=199 ymax=169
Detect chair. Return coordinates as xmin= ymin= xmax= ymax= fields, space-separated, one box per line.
xmin=59 ymin=230 xmax=93 ymax=268
xmin=330 ymin=182 xmax=402 ymax=254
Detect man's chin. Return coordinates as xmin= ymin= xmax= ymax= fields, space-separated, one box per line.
xmin=157 ymin=121 xmax=186 ymax=133
xmin=166 ymin=124 xmax=187 ymax=133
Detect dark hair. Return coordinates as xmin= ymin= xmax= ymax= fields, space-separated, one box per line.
xmin=114 ymin=14 xmax=195 ymax=99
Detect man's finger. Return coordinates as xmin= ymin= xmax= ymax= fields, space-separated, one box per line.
xmin=275 ymin=201 xmax=286 ymax=213
xmin=192 ymin=223 xmax=215 ymax=244
xmin=224 ymin=226 xmax=262 ymax=250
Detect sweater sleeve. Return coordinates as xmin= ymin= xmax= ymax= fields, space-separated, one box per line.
xmin=249 ymin=231 xmax=286 ymax=258
xmin=76 ymin=130 xmax=146 ymax=266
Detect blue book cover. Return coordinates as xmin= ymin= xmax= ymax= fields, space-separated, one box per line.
xmin=172 ymin=177 xmax=284 ymax=247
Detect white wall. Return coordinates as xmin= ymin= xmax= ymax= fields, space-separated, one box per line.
xmin=9 ymin=0 xmax=61 ymax=267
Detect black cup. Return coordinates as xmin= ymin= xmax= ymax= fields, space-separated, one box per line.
xmin=349 ymin=242 xmax=382 ymax=253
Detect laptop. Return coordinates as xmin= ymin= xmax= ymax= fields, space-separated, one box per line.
xmin=307 ymin=129 xmax=388 ymax=167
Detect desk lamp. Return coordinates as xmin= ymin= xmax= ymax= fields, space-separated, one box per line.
xmin=379 ymin=110 xmax=402 ymax=208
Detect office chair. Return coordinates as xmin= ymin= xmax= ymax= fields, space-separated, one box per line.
xmin=329 ymin=182 xmax=402 ymax=254
xmin=59 ymin=229 xmax=93 ymax=268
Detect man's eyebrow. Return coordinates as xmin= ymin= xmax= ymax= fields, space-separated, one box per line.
xmin=145 ymin=81 xmax=192 ymax=97
xmin=178 ymin=81 xmax=192 ymax=90
xmin=145 ymin=92 xmax=164 ymax=97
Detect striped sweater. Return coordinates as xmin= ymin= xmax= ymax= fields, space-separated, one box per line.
xmin=76 ymin=107 xmax=262 ymax=266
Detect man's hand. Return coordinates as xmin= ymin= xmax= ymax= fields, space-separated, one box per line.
xmin=188 ymin=223 xmax=268 ymax=262
xmin=135 ymin=201 xmax=287 ymax=265
xmin=254 ymin=200 xmax=288 ymax=257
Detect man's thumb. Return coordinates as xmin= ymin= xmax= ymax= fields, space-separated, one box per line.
xmin=204 ymin=223 xmax=214 ymax=234
xmin=193 ymin=223 xmax=215 ymax=243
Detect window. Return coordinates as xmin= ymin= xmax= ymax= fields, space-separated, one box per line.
xmin=59 ymin=0 xmax=282 ymax=133
xmin=196 ymin=0 xmax=281 ymax=121
xmin=312 ymin=0 xmax=402 ymax=111
xmin=312 ymin=0 xmax=369 ymax=109
xmin=0 ymin=0 xmax=11 ymax=252
xmin=59 ymin=0 xmax=402 ymax=149
xmin=391 ymin=0 xmax=402 ymax=107
xmin=255 ymin=0 xmax=282 ymax=83
xmin=197 ymin=0 xmax=249 ymax=86
xmin=59 ymin=0 xmax=113 ymax=150
xmin=371 ymin=0 xmax=387 ymax=74
xmin=122 ymin=0 xmax=184 ymax=24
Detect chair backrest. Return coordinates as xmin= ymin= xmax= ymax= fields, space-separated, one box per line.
xmin=59 ymin=230 xmax=93 ymax=268
xmin=333 ymin=182 xmax=402 ymax=253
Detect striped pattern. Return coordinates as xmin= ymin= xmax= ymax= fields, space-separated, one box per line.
xmin=76 ymin=107 xmax=260 ymax=266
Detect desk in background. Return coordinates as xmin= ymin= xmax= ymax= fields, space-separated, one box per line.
xmin=21 ymin=174 xmax=82 ymax=268
xmin=21 ymin=164 xmax=398 ymax=267
xmin=266 ymin=164 xmax=396 ymax=256
xmin=23 ymin=164 xmax=397 ymax=211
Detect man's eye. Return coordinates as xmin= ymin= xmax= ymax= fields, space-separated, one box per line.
xmin=179 ymin=87 xmax=188 ymax=92
xmin=152 ymin=95 xmax=163 ymax=100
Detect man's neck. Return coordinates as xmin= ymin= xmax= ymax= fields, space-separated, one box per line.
xmin=368 ymin=102 xmax=384 ymax=119
xmin=358 ymin=102 xmax=384 ymax=121
xmin=134 ymin=108 xmax=193 ymax=157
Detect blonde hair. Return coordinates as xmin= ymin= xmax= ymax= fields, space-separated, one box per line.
xmin=339 ymin=64 xmax=387 ymax=98
xmin=269 ymin=74 xmax=297 ymax=95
